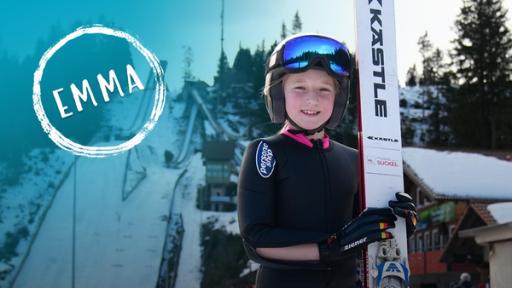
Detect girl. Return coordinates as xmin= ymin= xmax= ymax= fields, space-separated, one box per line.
xmin=237 ymin=34 xmax=416 ymax=288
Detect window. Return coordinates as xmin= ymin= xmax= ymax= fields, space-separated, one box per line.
xmin=432 ymin=228 xmax=440 ymax=250
xmin=416 ymin=233 xmax=423 ymax=252
xmin=440 ymin=232 xmax=445 ymax=249
xmin=206 ymin=162 xmax=231 ymax=181
xmin=424 ymin=231 xmax=431 ymax=252
xmin=408 ymin=236 xmax=415 ymax=253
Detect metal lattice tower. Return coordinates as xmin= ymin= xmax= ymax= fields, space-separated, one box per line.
xmin=221 ymin=0 xmax=225 ymax=54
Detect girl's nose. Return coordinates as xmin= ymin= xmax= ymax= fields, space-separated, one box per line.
xmin=305 ymin=91 xmax=320 ymax=105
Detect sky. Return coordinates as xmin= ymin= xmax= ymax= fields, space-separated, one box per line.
xmin=395 ymin=0 xmax=512 ymax=84
xmin=2 ymin=0 xmax=512 ymax=91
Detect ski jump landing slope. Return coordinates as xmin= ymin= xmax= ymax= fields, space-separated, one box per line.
xmin=13 ymin=151 xmax=182 ymax=288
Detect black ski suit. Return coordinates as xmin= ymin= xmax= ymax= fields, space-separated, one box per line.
xmin=237 ymin=129 xmax=361 ymax=288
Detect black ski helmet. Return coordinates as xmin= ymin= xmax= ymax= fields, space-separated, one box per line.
xmin=263 ymin=33 xmax=351 ymax=132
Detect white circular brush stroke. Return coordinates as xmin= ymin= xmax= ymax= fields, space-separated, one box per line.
xmin=33 ymin=24 xmax=166 ymax=158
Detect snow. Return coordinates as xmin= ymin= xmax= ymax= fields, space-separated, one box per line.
xmin=170 ymin=152 xmax=242 ymax=287
xmin=11 ymin=83 xmax=187 ymax=286
xmin=5 ymin=74 xmax=189 ymax=287
xmin=230 ymin=174 xmax=239 ymax=183
xmin=0 ymin=148 xmax=74 ymax=286
xmin=202 ymin=211 xmax=239 ymax=235
xmin=487 ymin=202 xmax=512 ymax=224
xmin=122 ymin=147 xmax=148 ymax=200
xmin=218 ymin=118 xmax=241 ymax=138
xmin=403 ymin=147 xmax=512 ymax=200
xmin=240 ymin=260 xmax=259 ymax=278
xmin=204 ymin=120 xmax=216 ymax=138
xmin=191 ymin=89 xmax=222 ymax=136
xmin=2 ymin=79 xmax=250 ymax=287
xmin=400 ymin=86 xmax=424 ymax=105
xmin=13 ymin=154 xmax=181 ymax=288
xmin=399 ymin=86 xmax=446 ymax=144
xmin=173 ymin=153 xmax=205 ymax=288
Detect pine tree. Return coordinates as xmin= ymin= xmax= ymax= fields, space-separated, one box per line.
xmin=450 ymin=0 xmax=512 ymax=148
xmin=430 ymin=48 xmax=445 ymax=84
xmin=231 ymin=46 xmax=254 ymax=109
xmin=250 ymin=42 xmax=276 ymax=138
xmin=424 ymin=48 xmax=449 ymax=146
xmin=182 ymin=45 xmax=194 ymax=82
xmin=416 ymin=31 xmax=452 ymax=146
xmin=406 ymin=65 xmax=418 ymax=87
xmin=232 ymin=46 xmax=253 ymax=84
xmin=252 ymin=41 xmax=266 ymax=94
xmin=418 ymin=32 xmax=444 ymax=85
xmin=423 ymin=87 xmax=449 ymax=145
xmin=280 ymin=22 xmax=288 ymax=40
xmin=292 ymin=11 xmax=302 ymax=34
xmin=214 ymin=50 xmax=230 ymax=91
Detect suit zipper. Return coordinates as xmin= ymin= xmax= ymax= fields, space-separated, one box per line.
xmin=315 ymin=140 xmax=331 ymax=232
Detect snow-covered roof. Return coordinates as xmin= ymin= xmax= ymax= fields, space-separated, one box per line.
xmin=403 ymin=147 xmax=512 ymax=200
xmin=487 ymin=202 xmax=512 ymax=224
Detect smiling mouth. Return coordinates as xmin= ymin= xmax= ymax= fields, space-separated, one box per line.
xmin=301 ymin=110 xmax=320 ymax=116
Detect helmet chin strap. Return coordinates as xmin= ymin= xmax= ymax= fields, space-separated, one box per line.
xmin=286 ymin=116 xmax=328 ymax=136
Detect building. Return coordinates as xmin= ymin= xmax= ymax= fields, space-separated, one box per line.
xmin=402 ymin=147 xmax=512 ymax=288
xmin=458 ymin=202 xmax=512 ymax=288
xmin=201 ymin=140 xmax=237 ymax=211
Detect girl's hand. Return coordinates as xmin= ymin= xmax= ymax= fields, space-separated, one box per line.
xmin=388 ymin=192 xmax=417 ymax=238
xmin=318 ymin=207 xmax=396 ymax=263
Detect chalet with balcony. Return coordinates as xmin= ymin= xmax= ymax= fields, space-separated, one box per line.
xmin=402 ymin=147 xmax=512 ymax=288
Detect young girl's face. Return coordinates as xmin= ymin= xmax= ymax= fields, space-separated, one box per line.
xmin=283 ymin=69 xmax=336 ymax=130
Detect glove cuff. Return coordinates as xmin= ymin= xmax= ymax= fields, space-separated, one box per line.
xmin=318 ymin=234 xmax=341 ymax=264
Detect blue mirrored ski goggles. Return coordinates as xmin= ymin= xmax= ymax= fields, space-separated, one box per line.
xmin=270 ymin=35 xmax=351 ymax=77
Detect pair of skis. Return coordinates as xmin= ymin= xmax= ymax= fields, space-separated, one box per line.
xmin=355 ymin=0 xmax=410 ymax=287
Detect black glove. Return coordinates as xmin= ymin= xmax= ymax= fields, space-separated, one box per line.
xmin=318 ymin=207 xmax=397 ymax=264
xmin=388 ymin=192 xmax=417 ymax=238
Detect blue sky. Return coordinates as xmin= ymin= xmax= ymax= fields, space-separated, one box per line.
xmin=0 ymin=0 xmax=351 ymax=92
xmin=2 ymin=0 xmax=512 ymax=91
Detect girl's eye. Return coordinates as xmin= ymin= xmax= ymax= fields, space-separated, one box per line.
xmin=294 ymin=86 xmax=306 ymax=91
xmin=319 ymin=88 xmax=333 ymax=93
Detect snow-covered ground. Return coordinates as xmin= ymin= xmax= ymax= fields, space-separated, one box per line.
xmin=13 ymin=151 xmax=181 ymax=288
xmin=10 ymin=79 xmax=188 ymax=287
xmin=2 ymin=78 xmax=251 ymax=287
xmin=171 ymin=151 xmax=241 ymax=287
xmin=403 ymin=147 xmax=512 ymax=200
xmin=173 ymin=153 xmax=204 ymax=288
xmin=0 ymin=149 xmax=74 ymax=286
xmin=400 ymin=85 xmax=446 ymax=144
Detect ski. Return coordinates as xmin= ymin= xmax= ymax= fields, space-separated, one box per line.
xmin=354 ymin=0 xmax=411 ymax=287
